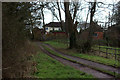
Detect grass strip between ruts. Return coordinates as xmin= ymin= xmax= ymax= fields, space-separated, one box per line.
xmin=42 ymin=44 xmax=120 ymax=78
xmin=44 ymin=41 xmax=120 ymax=68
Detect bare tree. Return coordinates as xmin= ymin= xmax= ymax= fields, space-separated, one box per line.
xmin=41 ymin=2 xmax=45 ymax=33
xmin=83 ymin=0 xmax=97 ymax=52
xmin=31 ymin=1 xmax=50 ymax=33
xmin=64 ymin=2 xmax=80 ymax=48
xmin=57 ymin=1 xmax=64 ymax=31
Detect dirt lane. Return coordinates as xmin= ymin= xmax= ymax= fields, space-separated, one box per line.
xmin=42 ymin=43 xmax=120 ymax=75
xmin=35 ymin=42 xmax=114 ymax=78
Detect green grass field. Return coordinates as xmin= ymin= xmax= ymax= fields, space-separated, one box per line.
xmin=32 ymin=49 xmax=94 ymax=78
xmin=44 ymin=41 xmax=120 ymax=67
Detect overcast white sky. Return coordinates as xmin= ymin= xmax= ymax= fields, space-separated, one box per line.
xmin=42 ymin=0 xmax=119 ymax=28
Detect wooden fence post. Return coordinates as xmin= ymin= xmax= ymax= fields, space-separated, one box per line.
xmin=99 ymin=45 xmax=100 ymax=56
xmin=115 ymin=49 xmax=117 ymax=60
xmin=106 ymin=48 xmax=108 ymax=58
xmin=118 ymin=50 xmax=120 ymax=61
xmin=114 ymin=48 xmax=117 ymax=78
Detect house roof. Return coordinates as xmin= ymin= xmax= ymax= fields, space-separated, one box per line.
xmin=107 ymin=24 xmax=120 ymax=33
xmin=44 ymin=22 xmax=64 ymax=28
xmin=78 ymin=22 xmax=103 ymax=32
xmin=108 ymin=24 xmax=120 ymax=30
xmin=33 ymin=27 xmax=45 ymax=32
xmin=77 ymin=23 xmax=90 ymax=29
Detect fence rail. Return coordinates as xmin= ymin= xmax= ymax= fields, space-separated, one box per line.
xmin=93 ymin=45 xmax=120 ymax=61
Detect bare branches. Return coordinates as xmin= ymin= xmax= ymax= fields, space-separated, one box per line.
xmin=73 ymin=2 xmax=79 ymax=23
xmin=85 ymin=5 xmax=90 ymax=29
xmin=57 ymin=1 xmax=64 ymax=30
xmin=60 ymin=2 xmax=65 ymax=12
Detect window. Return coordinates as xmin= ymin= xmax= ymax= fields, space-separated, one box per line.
xmin=93 ymin=33 xmax=98 ymax=37
xmin=59 ymin=28 xmax=61 ymax=30
xmin=45 ymin=27 xmax=48 ymax=30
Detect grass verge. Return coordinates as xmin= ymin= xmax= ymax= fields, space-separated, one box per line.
xmin=32 ymin=47 xmax=94 ymax=78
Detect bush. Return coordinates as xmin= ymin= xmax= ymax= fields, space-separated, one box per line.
xmin=2 ymin=3 xmax=33 ymax=78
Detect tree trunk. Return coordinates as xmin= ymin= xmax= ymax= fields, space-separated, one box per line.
xmin=41 ymin=8 xmax=45 ymax=34
xmin=57 ymin=2 xmax=63 ymax=31
xmin=118 ymin=31 xmax=120 ymax=47
xmin=69 ymin=32 xmax=76 ymax=49
xmin=118 ymin=39 xmax=120 ymax=47
xmin=64 ymin=2 xmax=76 ymax=49
xmin=85 ymin=1 xmax=96 ymax=52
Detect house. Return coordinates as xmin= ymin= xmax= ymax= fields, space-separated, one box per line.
xmin=105 ymin=24 xmax=120 ymax=47
xmin=93 ymin=32 xmax=103 ymax=40
xmin=44 ymin=22 xmax=67 ymax=38
xmin=105 ymin=24 xmax=120 ymax=41
xmin=44 ymin=22 xmax=63 ymax=32
xmin=77 ymin=23 xmax=90 ymax=31
xmin=106 ymin=24 xmax=120 ymax=39
xmin=79 ymin=22 xmax=104 ymax=40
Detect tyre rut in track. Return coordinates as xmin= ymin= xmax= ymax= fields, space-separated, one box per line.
xmin=36 ymin=42 xmax=114 ymax=78
xmin=42 ymin=43 xmax=120 ymax=75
